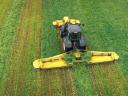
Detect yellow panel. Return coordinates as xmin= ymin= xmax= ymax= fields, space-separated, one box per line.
xmin=33 ymin=59 xmax=70 ymax=69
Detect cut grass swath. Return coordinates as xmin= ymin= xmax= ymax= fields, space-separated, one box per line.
xmin=0 ymin=0 xmax=24 ymax=95
xmin=72 ymin=64 xmax=96 ymax=96
xmin=3 ymin=0 xmax=42 ymax=95
xmin=0 ymin=0 xmax=13 ymax=26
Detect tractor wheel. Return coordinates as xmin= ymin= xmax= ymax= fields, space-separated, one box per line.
xmin=63 ymin=43 xmax=73 ymax=52
xmin=79 ymin=46 xmax=86 ymax=51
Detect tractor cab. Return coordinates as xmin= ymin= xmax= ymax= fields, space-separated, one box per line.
xmin=67 ymin=24 xmax=81 ymax=42
xmin=60 ymin=23 xmax=86 ymax=51
xmin=69 ymin=32 xmax=81 ymax=41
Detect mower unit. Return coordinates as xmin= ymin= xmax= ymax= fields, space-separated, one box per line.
xmin=33 ymin=16 xmax=119 ymax=69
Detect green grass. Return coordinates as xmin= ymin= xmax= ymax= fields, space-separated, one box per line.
xmin=0 ymin=0 xmax=128 ymax=95
xmin=0 ymin=0 xmax=24 ymax=76
xmin=42 ymin=0 xmax=128 ymax=95
xmin=0 ymin=0 xmax=24 ymax=95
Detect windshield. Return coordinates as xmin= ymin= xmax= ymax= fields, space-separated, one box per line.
xmin=69 ymin=32 xmax=81 ymax=41
xmin=67 ymin=24 xmax=81 ymax=33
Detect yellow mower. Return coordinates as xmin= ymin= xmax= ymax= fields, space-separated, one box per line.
xmin=33 ymin=16 xmax=119 ymax=69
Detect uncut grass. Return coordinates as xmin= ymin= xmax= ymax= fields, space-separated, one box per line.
xmin=98 ymin=0 xmax=128 ymax=80
xmin=72 ymin=0 xmax=128 ymax=95
xmin=97 ymin=0 xmax=128 ymax=95
xmin=83 ymin=0 xmax=128 ymax=95
xmin=0 ymin=0 xmax=24 ymax=95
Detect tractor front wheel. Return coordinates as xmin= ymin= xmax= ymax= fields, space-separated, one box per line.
xmin=63 ymin=43 xmax=73 ymax=52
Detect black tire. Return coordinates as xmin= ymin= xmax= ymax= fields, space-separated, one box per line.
xmin=79 ymin=46 xmax=86 ymax=51
xmin=79 ymin=35 xmax=86 ymax=51
xmin=63 ymin=36 xmax=73 ymax=52
xmin=63 ymin=42 xmax=73 ymax=52
xmin=65 ymin=47 xmax=73 ymax=52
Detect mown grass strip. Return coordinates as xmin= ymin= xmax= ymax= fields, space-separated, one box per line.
xmin=0 ymin=0 xmax=25 ymax=95
xmin=89 ymin=64 xmax=113 ymax=96
xmin=0 ymin=0 xmax=14 ymax=26
xmin=0 ymin=0 xmax=24 ymax=95
xmin=3 ymin=0 xmax=42 ymax=95
xmin=22 ymin=0 xmax=43 ymax=95
xmin=4 ymin=0 xmax=31 ymax=95
xmin=72 ymin=64 xmax=96 ymax=96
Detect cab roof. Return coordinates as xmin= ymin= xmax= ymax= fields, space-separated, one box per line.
xmin=67 ymin=24 xmax=81 ymax=33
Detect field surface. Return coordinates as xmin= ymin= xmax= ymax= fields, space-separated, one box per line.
xmin=0 ymin=0 xmax=128 ymax=96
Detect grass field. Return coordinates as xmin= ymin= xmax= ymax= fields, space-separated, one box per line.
xmin=0 ymin=0 xmax=128 ymax=96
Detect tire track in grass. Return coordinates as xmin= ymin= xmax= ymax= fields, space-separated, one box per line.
xmin=4 ymin=0 xmax=32 ymax=95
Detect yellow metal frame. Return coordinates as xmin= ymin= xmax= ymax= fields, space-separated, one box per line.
xmin=33 ymin=51 xmax=119 ymax=69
